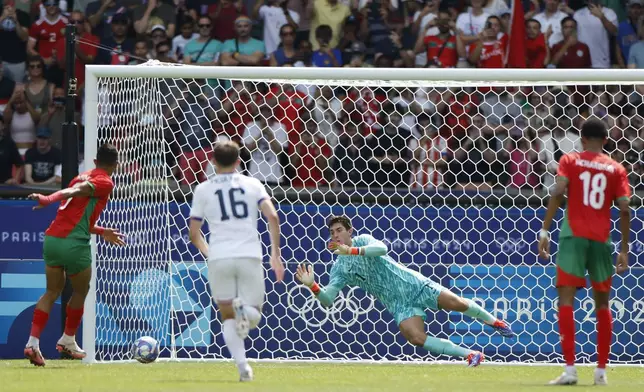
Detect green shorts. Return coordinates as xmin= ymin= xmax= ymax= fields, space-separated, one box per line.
xmin=43 ymin=235 xmax=91 ymax=275
xmin=556 ymin=236 xmax=614 ymax=292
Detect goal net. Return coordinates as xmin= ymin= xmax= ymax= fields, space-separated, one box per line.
xmin=82 ymin=65 xmax=644 ymax=364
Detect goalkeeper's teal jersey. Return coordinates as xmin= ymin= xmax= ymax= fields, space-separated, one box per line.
xmin=322 ymin=234 xmax=432 ymax=311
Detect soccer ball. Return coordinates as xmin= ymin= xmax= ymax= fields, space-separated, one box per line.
xmin=131 ymin=336 xmax=159 ymax=364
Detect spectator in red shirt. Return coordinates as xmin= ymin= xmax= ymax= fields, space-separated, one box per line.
xmin=550 ymin=16 xmax=592 ymax=68
xmin=55 ymin=11 xmax=98 ymax=90
xmin=414 ymin=9 xmax=458 ymax=68
xmin=468 ymin=16 xmax=506 ymax=68
xmin=27 ymin=0 xmax=66 ymax=85
xmin=526 ymin=18 xmax=550 ymax=68
xmin=291 ymin=121 xmax=331 ymax=188
xmin=209 ymin=0 xmax=247 ymax=42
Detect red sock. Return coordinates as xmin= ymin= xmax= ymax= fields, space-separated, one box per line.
xmin=64 ymin=305 xmax=84 ymax=336
xmin=30 ymin=309 xmax=49 ymax=339
xmin=596 ymin=308 xmax=612 ymax=369
xmin=559 ymin=305 xmax=576 ymax=366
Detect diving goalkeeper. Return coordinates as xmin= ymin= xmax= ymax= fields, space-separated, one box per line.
xmin=295 ymin=215 xmax=514 ymax=366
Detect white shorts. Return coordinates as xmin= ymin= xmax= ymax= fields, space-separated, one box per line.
xmin=207 ymin=257 xmax=265 ymax=307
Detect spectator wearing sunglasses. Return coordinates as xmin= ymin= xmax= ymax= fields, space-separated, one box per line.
xmin=54 ymin=11 xmax=98 ymax=89
xmin=183 ymin=15 xmax=222 ymax=66
xmin=270 ymin=24 xmax=298 ymax=66
xmin=96 ymin=13 xmax=135 ymax=65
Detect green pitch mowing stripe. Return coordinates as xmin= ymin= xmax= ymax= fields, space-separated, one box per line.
xmin=2 ymin=361 xmax=643 ymax=392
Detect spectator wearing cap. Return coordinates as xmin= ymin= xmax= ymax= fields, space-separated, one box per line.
xmin=308 ymin=0 xmax=351 ymax=51
xmin=617 ymin=0 xmax=642 ymax=67
xmin=534 ymin=0 xmax=572 ymax=48
xmin=0 ymin=1 xmax=30 ymax=83
xmin=573 ymin=0 xmax=617 ymax=68
xmin=220 ymin=16 xmax=266 ymax=67
xmin=414 ymin=8 xmax=458 ymax=68
xmin=0 ymin=114 xmax=23 ymax=184
xmin=184 ymin=16 xmax=222 ymax=65
xmin=24 ymin=126 xmax=61 ymax=185
xmin=253 ymin=0 xmax=300 ymax=57
xmin=133 ymin=0 xmax=175 ymax=38
xmin=208 ymin=0 xmax=247 ymax=42
xmin=550 ymin=16 xmax=591 ymax=68
xmin=172 ymin=16 xmax=198 ymax=61
xmin=55 ymin=11 xmax=98 ymax=89
xmin=86 ymin=0 xmax=127 ymax=40
xmin=337 ymin=15 xmax=360 ymax=63
xmin=96 ymin=12 xmax=135 ymax=65
xmin=148 ymin=24 xmax=168 ymax=56
xmin=270 ymin=24 xmax=298 ymax=66
xmin=27 ymin=0 xmax=67 ymax=85
xmin=525 ymin=18 xmax=550 ymax=68
xmin=312 ymin=24 xmax=342 ymax=66
xmin=344 ymin=41 xmax=370 ymax=67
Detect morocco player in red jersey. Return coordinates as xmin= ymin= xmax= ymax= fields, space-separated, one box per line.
xmin=538 ymin=119 xmax=631 ymax=386
xmin=24 ymin=144 xmax=125 ymax=367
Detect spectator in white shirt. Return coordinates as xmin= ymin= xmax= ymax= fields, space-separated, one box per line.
xmin=534 ymin=0 xmax=573 ymax=47
xmin=172 ymin=16 xmax=199 ymax=61
xmin=243 ymin=104 xmax=288 ymax=185
xmin=574 ymin=0 xmax=618 ymax=68
xmin=456 ymin=0 xmax=490 ymax=46
xmin=253 ymin=0 xmax=300 ymax=56
xmin=411 ymin=0 xmax=440 ymax=66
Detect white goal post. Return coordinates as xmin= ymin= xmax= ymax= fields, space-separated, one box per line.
xmin=82 ymin=65 xmax=644 ymax=365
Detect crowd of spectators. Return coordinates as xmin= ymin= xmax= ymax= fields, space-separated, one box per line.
xmin=0 ymin=0 xmax=643 ymax=193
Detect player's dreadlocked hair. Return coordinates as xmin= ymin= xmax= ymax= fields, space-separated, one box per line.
xmin=327 ymin=215 xmax=352 ymax=230
xmin=213 ymin=140 xmax=240 ymax=167
xmin=581 ymin=118 xmax=608 ymax=141
xmin=96 ymin=143 xmax=119 ymax=166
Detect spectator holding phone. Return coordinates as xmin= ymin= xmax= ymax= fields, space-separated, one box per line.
xmin=254 ymin=0 xmax=300 ymax=56
xmin=467 ymin=15 xmax=506 ymax=68
xmin=312 ymin=24 xmax=342 ymax=66
xmin=414 ymin=8 xmax=458 ymax=68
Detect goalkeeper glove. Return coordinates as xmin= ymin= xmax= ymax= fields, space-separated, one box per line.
xmin=295 ymin=264 xmax=320 ymax=294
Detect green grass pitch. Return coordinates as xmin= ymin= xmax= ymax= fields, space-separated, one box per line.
xmin=3 ymin=360 xmax=644 ymax=392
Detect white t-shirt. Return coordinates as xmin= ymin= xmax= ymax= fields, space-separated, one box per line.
xmin=482 ymin=0 xmax=509 ymax=17
xmin=413 ymin=11 xmax=439 ymax=66
xmin=258 ymin=5 xmax=300 ymax=57
xmin=190 ymin=173 xmax=270 ymax=261
xmin=243 ymin=120 xmax=288 ymax=184
xmin=172 ymin=33 xmax=199 ymax=60
xmin=534 ymin=10 xmax=568 ymax=48
xmin=456 ymin=10 xmax=490 ymax=37
xmin=574 ymin=6 xmax=618 ymax=68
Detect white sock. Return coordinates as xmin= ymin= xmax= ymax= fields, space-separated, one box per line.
xmin=222 ymin=319 xmax=247 ymax=367
xmin=565 ymin=365 xmax=576 ymax=374
xmin=243 ymin=306 xmax=261 ymax=329
xmin=61 ymin=333 xmax=75 ymax=343
xmin=595 ymin=368 xmax=606 ymax=376
xmin=27 ymin=336 xmax=39 ymax=347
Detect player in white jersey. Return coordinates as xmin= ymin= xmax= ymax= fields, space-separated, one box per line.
xmin=189 ymin=141 xmax=284 ymax=382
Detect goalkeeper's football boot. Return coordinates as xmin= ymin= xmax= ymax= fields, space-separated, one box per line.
xmin=239 ymin=364 xmax=254 ymax=382
xmin=467 ymin=351 xmax=484 ymax=367
xmin=548 ymin=368 xmax=578 ymax=385
xmin=24 ymin=346 xmax=46 ymax=367
xmin=594 ymin=369 xmax=608 ymax=386
xmin=491 ymin=319 xmax=514 ymax=339
xmin=56 ymin=336 xmax=87 ymax=359
xmin=232 ymin=298 xmax=250 ymax=339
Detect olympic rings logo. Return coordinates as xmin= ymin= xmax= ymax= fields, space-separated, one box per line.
xmin=286 ymin=285 xmax=377 ymax=328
